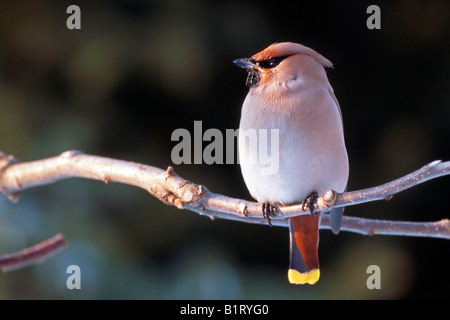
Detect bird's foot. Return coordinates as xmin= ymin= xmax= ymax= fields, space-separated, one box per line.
xmin=262 ymin=202 xmax=278 ymax=227
xmin=302 ymin=192 xmax=319 ymax=219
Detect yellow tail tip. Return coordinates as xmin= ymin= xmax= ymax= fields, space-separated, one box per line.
xmin=288 ymin=268 xmax=320 ymax=285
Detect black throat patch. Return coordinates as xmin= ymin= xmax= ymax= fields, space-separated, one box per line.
xmin=245 ymin=68 xmax=261 ymax=87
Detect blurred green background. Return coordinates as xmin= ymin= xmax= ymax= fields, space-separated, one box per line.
xmin=0 ymin=0 xmax=449 ymax=299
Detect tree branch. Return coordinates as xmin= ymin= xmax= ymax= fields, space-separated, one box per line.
xmin=0 ymin=234 xmax=67 ymax=273
xmin=0 ymin=150 xmax=449 ymax=241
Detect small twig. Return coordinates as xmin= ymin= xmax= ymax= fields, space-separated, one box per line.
xmin=327 ymin=216 xmax=450 ymax=239
xmin=0 ymin=233 xmax=67 ymax=273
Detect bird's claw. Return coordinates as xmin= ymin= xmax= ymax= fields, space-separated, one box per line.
xmin=302 ymin=192 xmax=319 ymax=219
xmin=262 ymin=202 xmax=278 ymax=227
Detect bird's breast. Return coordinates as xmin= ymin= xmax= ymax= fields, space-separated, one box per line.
xmin=238 ymin=89 xmax=348 ymax=205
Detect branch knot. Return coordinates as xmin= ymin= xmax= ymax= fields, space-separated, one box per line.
xmin=0 ymin=152 xmax=20 ymax=203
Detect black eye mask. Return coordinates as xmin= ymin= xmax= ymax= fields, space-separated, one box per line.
xmin=245 ymin=56 xmax=289 ymax=87
xmin=256 ymin=56 xmax=288 ymax=69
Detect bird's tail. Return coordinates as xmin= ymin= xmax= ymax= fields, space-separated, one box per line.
xmin=288 ymin=214 xmax=320 ymax=285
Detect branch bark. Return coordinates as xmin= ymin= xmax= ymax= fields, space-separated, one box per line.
xmin=0 ymin=234 xmax=67 ymax=273
xmin=0 ymin=149 xmax=449 ymax=271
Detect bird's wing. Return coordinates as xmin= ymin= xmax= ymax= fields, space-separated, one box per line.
xmin=328 ymin=88 xmax=343 ymax=126
xmin=328 ymin=88 xmax=346 ymax=234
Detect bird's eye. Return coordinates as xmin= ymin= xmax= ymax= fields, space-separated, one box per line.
xmin=256 ymin=56 xmax=288 ymax=69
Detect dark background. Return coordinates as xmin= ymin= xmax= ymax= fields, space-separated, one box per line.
xmin=0 ymin=0 xmax=449 ymax=299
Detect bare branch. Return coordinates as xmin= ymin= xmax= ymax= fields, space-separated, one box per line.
xmin=0 ymin=234 xmax=67 ymax=273
xmin=0 ymin=150 xmax=449 ymax=240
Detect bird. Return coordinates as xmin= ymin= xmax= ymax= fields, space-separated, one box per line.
xmin=234 ymin=42 xmax=349 ymax=285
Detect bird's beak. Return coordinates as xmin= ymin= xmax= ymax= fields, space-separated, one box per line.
xmin=233 ymin=58 xmax=257 ymax=69
xmin=234 ymin=57 xmax=261 ymax=87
